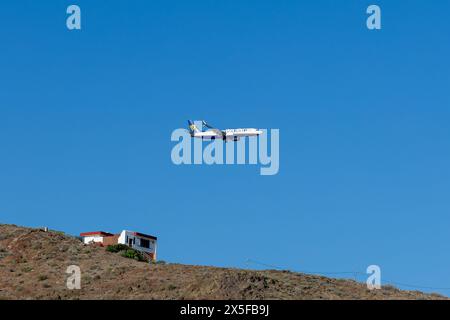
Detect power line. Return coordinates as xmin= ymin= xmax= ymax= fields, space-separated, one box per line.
xmin=245 ymin=259 xmax=450 ymax=292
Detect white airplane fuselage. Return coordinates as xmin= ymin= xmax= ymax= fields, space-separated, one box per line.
xmin=192 ymin=128 xmax=262 ymax=141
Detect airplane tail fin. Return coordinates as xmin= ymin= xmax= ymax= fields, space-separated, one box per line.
xmin=201 ymin=120 xmax=214 ymax=129
xmin=188 ymin=120 xmax=200 ymax=135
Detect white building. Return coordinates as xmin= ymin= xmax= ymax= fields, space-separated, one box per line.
xmin=118 ymin=230 xmax=157 ymax=258
xmin=80 ymin=230 xmax=157 ymax=261
xmin=79 ymin=231 xmax=114 ymax=244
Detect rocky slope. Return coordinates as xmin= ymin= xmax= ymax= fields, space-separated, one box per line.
xmin=0 ymin=224 xmax=446 ymax=300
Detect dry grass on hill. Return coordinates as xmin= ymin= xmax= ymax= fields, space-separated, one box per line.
xmin=0 ymin=224 xmax=446 ymax=300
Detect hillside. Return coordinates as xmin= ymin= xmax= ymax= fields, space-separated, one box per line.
xmin=0 ymin=224 xmax=446 ymax=300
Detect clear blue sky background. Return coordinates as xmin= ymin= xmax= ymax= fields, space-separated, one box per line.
xmin=1 ymin=1 xmax=449 ymax=295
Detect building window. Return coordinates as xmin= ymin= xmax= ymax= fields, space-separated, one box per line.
xmin=140 ymin=238 xmax=150 ymax=249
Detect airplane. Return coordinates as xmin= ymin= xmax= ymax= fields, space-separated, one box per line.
xmin=188 ymin=120 xmax=263 ymax=142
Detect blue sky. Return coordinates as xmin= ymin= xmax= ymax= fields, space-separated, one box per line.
xmin=1 ymin=1 xmax=450 ymax=295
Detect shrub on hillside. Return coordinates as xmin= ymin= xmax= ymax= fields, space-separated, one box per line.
xmin=106 ymin=244 xmax=129 ymax=253
xmin=38 ymin=275 xmax=48 ymax=281
xmin=120 ymin=249 xmax=145 ymax=262
xmin=106 ymin=244 xmax=146 ymax=262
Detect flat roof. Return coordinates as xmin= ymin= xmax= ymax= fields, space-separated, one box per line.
xmin=132 ymin=231 xmax=157 ymax=240
xmin=80 ymin=231 xmax=114 ymax=237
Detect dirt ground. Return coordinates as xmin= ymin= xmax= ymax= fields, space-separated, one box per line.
xmin=0 ymin=224 xmax=446 ymax=300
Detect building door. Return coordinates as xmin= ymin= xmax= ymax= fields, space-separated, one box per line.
xmin=128 ymin=237 xmax=133 ymax=247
